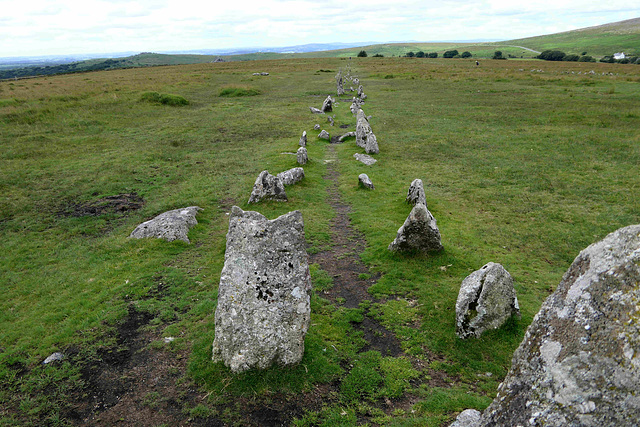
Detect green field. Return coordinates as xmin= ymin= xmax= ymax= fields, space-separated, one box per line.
xmin=1 ymin=56 xmax=640 ymax=425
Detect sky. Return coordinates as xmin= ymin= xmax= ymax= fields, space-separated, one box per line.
xmin=0 ymin=0 xmax=638 ymax=58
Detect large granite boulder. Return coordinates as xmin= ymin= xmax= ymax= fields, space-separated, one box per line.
xmin=212 ymin=207 xmax=312 ymax=373
xmin=277 ymin=167 xmax=305 ymax=186
xmin=129 ymin=206 xmax=202 ymax=243
xmin=297 ymin=147 xmax=308 ymax=165
xmin=248 ymin=171 xmax=287 ymax=204
xmin=455 ymin=262 xmax=520 ymax=339
xmin=478 ymin=224 xmax=640 ymax=426
xmin=406 ymin=179 xmax=427 ymax=206
xmin=388 ymin=204 xmax=443 ymax=253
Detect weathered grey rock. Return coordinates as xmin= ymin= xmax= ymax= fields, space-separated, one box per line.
xmin=327 ymin=115 xmax=335 ymax=126
xmin=297 ymin=147 xmax=308 ymax=165
xmin=129 ymin=206 xmax=202 ymax=243
xmin=277 ymin=167 xmax=305 ymax=186
xmin=406 ymin=179 xmax=427 ymax=206
xmin=43 ymin=352 xmax=64 ymax=364
xmin=478 ymin=224 xmax=640 ymax=426
xmin=252 ymin=72 xmax=269 ymax=76
xmin=318 ymin=130 xmax=330 ymax=140
xmin=364 ymin=132 xmax=379 ymax=154
xmin=357 ymin=84 xmax=364 ymax=98
xmin=455 ymin=262 xmax=520 ymax=339
xmin=299 ymin=131 xmax=307 ymax=147
xmin=313 ymin=124 xmax=320 ymax=130
xmin=336 ymin=72 xmax=345 ymax=96
xmin=309 ymin=106 xmax=323 ymax=114
xmin=388 ymin=203 xmax=443 ymax=253
xmin=356 ymin=109 xmax=372 ymax=148
xmin=248 ymin=171 xmax=287 ymax=204
xmin=354 ymin=153 xmax=377 ymax=165
xmin=450 ymin=409 xmax=481 ymax=427
xmin=338 ymin=131 xmax=356 ymax=143
xmin=321 ymin=95 xmax=334 ymax=113
xmin=358 ymin=173 xmax=374 ymax=189
xmin=211 ymin=207 xmax=311 ymax=373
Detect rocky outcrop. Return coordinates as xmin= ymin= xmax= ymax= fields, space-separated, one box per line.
xmin=478 ymin=224 xmax=640 ymax=426
xmin=455 ymin=262 xmax=520 ymax=339
xmin=388 ymin=204 xmax=443 ymax=253
xmin=354 ymin=153 xmax=377 ymax=166
xmin=212 ymin=207 xmax=311 ymax=373
xmin=299 ymin=131 xmax=307 ymax=147
xmin=129 ymin=206 xmax=202 ymax=243
xmin=406 ymin=179 xmax=427 ymax=206
xmin=358 ymin=173 xmax=374 ymax=189
xmin=277 ymin=167 xmax=305 ymax=186
xmin=248 ymin=171 xmax=287 ymax=203
xmin=297 ymin=147 xmax=308 ymax=165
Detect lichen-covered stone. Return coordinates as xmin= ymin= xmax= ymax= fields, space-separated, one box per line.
xmin=277 ymin=167 xmax=305 ymax=186
xmin=297 ymin=147 xmax=308 ymax=165
xmin=365 ymin=132 xmax=379 ymax=154
xmin=129 ymin=206 xmax=202 ymax=243
xmin=248 ymin=171 xmax=287 ymax=204
xmin=299 ymin=131 xmax=307 ymax=147
xmin=388 ymin=204 xmax=443 ymax=253
xmin=450 ymin=409 xmax=481 ymax=427
xmin=358 ymin=173 xmax=374 ymax=189
xmin=455 ymin=262 xmax=520 ymax=339
xmin=406 ymin=179 xmax=427 ymax=206
xmin=354 ymin=153 xmax=377 ymax=165
xmin=356 ymin=109 xmax=372 ymax=148
xmin=338 ymin=132 xmax=356 ymax=143
xmin=479 ymin=224 xmax=640 ymax=426
xmin=321 ymin=95 xmax=334 ymax=112
xmin=211 ymin=207 xmax=311 ymax=373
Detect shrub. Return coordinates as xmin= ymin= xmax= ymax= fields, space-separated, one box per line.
xmin=461 ymin=51 xmax=472 ymax=58
xmin=617 ymin=58 xmax=630 ymax=64
xmin=416 ymin=51 xmax=425 ymax=58
xmin=564 ymin=54 xmax=580 ymax=62
xmin=600 ymin=56 xmax=615 ymax=63
xmin=578 ymin=55 xmax=595 ymax=62
xmin=428 ymin=52 xmax=438 ymax=58
xmin=537 ymin=50 xmax=566 ymax=61
xmin=492 ymin=51 xmax=506 ymax=60
xmin=372 ymin=53 xmax=384 ymax=57
xmin=357 ymin=50 xmax=368 ymax=58
xmin=140 ymin=91 xmax=189 ymax=106
xmin=581 ymin=51 xmax=587 ymax=55
xmin=218 ymin=86 xmax=261 ymax=97
xmin=405 ymin=51 xmax=415 ymax=58
xmin=443 ymin=50 xmax=459 ymax=58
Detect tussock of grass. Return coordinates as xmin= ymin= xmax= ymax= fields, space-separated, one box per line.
xmin=218 ymin=85 xmax=261 ymax=97
xmin=140 ymin=91 xmax=189 ymax=106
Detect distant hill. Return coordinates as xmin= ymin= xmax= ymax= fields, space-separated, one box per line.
xmin=502 ymin=17 xmax=640 ymax=56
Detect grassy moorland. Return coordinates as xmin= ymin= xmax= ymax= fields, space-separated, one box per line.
xmin=1 ymin=56 xmax=640 ymax=426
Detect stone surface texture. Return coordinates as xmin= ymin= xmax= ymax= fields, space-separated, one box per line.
xmin=321 ymin=95 xmax=334 ymax=112
xmin=406 ymin=179 xmax=427 ymax=206
xmin=358 ymin=173 xmax=374 ymax=189
xmin=297 ymin=147 xmax=308 ymax=165
xmin=129 ymin=206 xmax=202 ymax=243
xmin=309 ymin=106 xmax=323 ymax=114
xmin=388 ymin=203 xmax=443 ymax=253
xmin=455 ymin=262 xmax=521 ymax=339
xmin=299 ymin=131 xmax=307 ymax=147
xmin=449 ymin=409 xmax=481 ymax=427
xmin=338 ymin=131 xmax=356 ymax=143
xmin=248 ymin=171 xmax=287 ymax=204
xmin=356 ymin=109 xmax=372 ymax=148
xmin=211 ymin=207 xmax=311 ymax=373
xmin=364 ymin=132 xmax=379 ymax=154
xmin=318 ymin=129 xmax=330 ymax=140
xmin=479 ymin=224 xmax=640 ymax=426
xmin=354 ymin=153 xmax=377 ymax=166
xmin=277 ymin=167 xmax=305 ymax=186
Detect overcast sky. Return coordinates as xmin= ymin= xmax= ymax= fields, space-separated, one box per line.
xmin=1 ymin=0 xmax=638 ymax=58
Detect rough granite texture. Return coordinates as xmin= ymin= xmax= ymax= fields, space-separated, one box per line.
xmin=365 ymin=132 xmax=379 ymax=154
xmin=356 ymin=109 xmax=372 ymax=148
xmin=455 ymin=262 xmax=521 ymax=339
xmin=297 ymin=147 xmax=308 ymax=165
xmin=318 ymin=129 xmax=330 ymax=140
xmin=211 ymin=207 xmax=311 ymax=373
xmin=321 ymin=95 xmax=334 ymax=112
xmin=358 ymin=173 xmax=374 ymax=189
xmin=479 ymin=224 xmax=640 ymax=426
xmin=388 ymin=203 xmax=443 ymax=253
xmin=450 ymin=409 xmax=481 ymax=427
xmin=277 ymin=167 xmax=305 ymax=186
xmin=406 ymin=179 xmax=427 ymax=206
xmin=248 ymin=171 xmax=287 ymax=204
xmin=354 ymin=153 xmax=377 ymax=166
xmin=129 ymin=206 xmax=202 ymax=243
xmin=299 ymin=131 xmax=307 ymax=147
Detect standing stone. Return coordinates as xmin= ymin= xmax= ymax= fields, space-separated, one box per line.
xmin=357 ymin=84 xmax=364 ymax=98
xmin=478 ymin=224 xmax=640 ymax=426
xmin=364 ymin=132 xmax=379 ymax=154
xmin=321 ymin=95 xmax=334 ymax=113
xmin=356 ymin=109 xmax=372 ymax=148
xmin=455 ymin=263 xmax=520 ymax=339
xmin=277 ymin=167 xmax=305 ymax=186
xmin=354 ymin=153 xmax=377 ymax=165
xmin=297 ymin=147 xmax=308 ymax=165
xmin=212 ymin=207 xmax=312 ymax=373
xmin=388 ymin=203 xmax=443 ymax=253
xmin=318 ymin=130 xmax=330 ymax=140
xmin=358 ymin=173 xmax=374 ymax=189
xmin=406 ymin=179 xmax=427 ymax=206
xmin=129 ymin=206 xmax=203 ymax=243
xmin=248 ymin=171 xmax=287 ymax=204
xmin=336 ymin=71 xmax=345 ymax=96
xmin=299 ymin=131 xmax=307 ymax=147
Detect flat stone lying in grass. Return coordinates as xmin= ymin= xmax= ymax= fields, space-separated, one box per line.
xmin=43 ymin=352 xmax=64 ymax=365
xmin=478 ymin=224 xmax=640 ymax=426
xmin=129 ymin=206 xmax=202 ymax=243
xmin=297 ymin=147 xmax=308 ymax=165
xmin=455 ymin=262 xmax=520 ymax=339
xmin=354 ymin=153 xmax=377 ymax=165
xmin=252 ymin=72 xmax=269 ymax=76
xmin=358 ymin=173 xmax=374 ymax=189
xmin=248 ymin=171 xmax=287 ymax=204
xmin=338 ymin=131 xmax=356 ymax=143
xmin=309 ymin=107 xmax=324 ymax=114
xmin=406 ymin=179 xmax=427 ymax=206
xmin=277 ymin=167 xmax=305 ymax=186
xmin=212 ymin=206 xmax=311 ymax=373
xmin=388 ymin=203 xmax=443 ymax=253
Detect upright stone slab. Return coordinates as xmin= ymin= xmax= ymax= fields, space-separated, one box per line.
xmin=129 ymin=206 xmax=202 ymax=243
xmin=321 ymin=95 xmax=334 ymax=112
xmin=364 ymin=132 xmax=379 ymax=154
xmin=356 ymin=109 xmax=372 ymax=148
xmin=248 ymin=170 xmax=287 ymax=204
xmin=478 ymin=224 xmax=640 ymax=426
xmin=299 ymin=131 xmax=307 ymax=147
xmin=336 ymin=72 xmax=345 ymax=96
xmin=297 ymin=147 xmax=308 ymax=165
xmin=455 ymin=262 xmax=520 ymax=339
xmin=406 ymin=179 xmax=427 ymax=206
xmin=388 ymin=204 xmax=443 ymax=253
xmin=277 ymin=167 xmax=305 ymax=186
xmin=212 ymin=207 xmax=312 ymax=373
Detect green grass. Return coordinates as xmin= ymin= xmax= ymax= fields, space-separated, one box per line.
xmin=1 ymin=56 xmax=639 ymax=425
